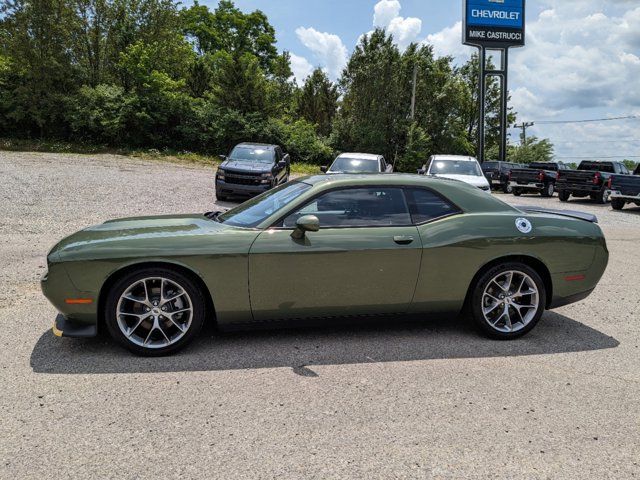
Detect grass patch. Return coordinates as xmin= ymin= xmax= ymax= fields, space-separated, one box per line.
xmin=0 ymin=138 xmax=323 ymax=175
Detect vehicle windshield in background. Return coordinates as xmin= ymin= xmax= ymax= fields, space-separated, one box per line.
xmin=218 ymin=182 xmax=311 ymax=227
xmin=430 ymin=160 xmax=482 ymax=176
xmin=229 ymin=146 xmax=275 ymax=163
xmin=329 ymin=158 xmax=378 ymax=173
xmin=482 ymin=162 xmax=499 ymax=170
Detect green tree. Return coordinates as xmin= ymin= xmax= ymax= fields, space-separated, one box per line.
xmin=507 ymin=136 xmax=554 ymax=164
xmin=209 ymin=51 xmax=269 ymax=114
xmin=297 ymin=68 xmax=339 ymax=137
xmin=180 ymin=0 xmax=277 ymax=72
xmin=332 ymin=29 xmax=405 ymax=161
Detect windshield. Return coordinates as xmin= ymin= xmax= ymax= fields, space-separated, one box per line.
xmin=228 ymin=145 xmax=275 ymax=164
xmin=430 ymin=160 xmax=482 ymax=176
xmin=218 ymin=182 xmax=312 ymax=227
xmin=482 ymin=162 xmax=498 ymax=171
xmin=329 ymin=157 xmax=379 ymax=173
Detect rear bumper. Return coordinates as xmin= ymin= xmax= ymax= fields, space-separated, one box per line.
xmin=53 ymin=314 xmax=98 ymax=338
xmin=556 ymin=183 xmax=602 ymax=194
xmin=510 ymin=181 xmax=543 ymax=190
xmin=610 ymin=190 xmax=640 ymax=201
xmin=216 ymin=179 xmax=271 ymax=197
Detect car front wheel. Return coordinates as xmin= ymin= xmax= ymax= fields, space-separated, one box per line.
xmin=469 ymin=263 xmax=546 ymax=339
xmin=512 ymin=188 xmax=522 ymax=196
xmin=105 ymin=268 xmax=206 ymax=356
xmin=503 ymin=183 xmax=513 ymax=194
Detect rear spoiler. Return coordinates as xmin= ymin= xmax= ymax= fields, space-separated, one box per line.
xmin=516 ymin=206 xmax=598 ymax=223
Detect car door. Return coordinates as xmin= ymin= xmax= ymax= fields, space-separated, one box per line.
xmin=248 ymin=186 xmax=422 ymax=321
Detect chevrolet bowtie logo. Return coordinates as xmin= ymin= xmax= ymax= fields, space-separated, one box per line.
xmin=488 ymin=0 xmax=505 ymax=3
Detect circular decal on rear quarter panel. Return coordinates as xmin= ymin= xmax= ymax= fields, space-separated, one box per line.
xmin=515 ymin=217 xmax=532 ymax=234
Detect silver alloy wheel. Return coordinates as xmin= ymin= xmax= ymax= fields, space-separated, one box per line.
xmin=116 ymin=277 xmax=193 ymax=349
xmin=547 ymin=183 xmax=554 ymax=196
xmin=481 ymin=270 xmax=539 ymax=333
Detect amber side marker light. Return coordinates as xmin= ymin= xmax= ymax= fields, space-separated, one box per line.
xmin=65 ymin=298 xmax=93 ymax=304
xmin=564 ymin=275 xmax=586 ymax=282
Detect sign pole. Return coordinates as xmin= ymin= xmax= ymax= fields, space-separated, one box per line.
xmin=500 ymin=48 xmax=509 ymax=163
xmin=463 ymin=0 xmax=525 ymax=164
xmin=478 ymin=47 xmax=486 ymax=163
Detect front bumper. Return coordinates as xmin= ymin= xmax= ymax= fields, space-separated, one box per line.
xmin=53 ymin=314 xmax=98 ymax=338
xmin=215 ymin=179 xmax=271 ymax=197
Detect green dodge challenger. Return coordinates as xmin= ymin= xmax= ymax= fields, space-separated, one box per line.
xmin=42 ymin=174 xmax=608 ymax=356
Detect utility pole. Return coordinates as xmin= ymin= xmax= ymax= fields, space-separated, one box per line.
xmin=514 ymin=121 xmax=534 ymax=145
xmin=410 ymin=63 xmax=418 ymax=121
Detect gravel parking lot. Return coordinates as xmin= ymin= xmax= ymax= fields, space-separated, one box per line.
xmin=1 ymin=151 xmax=639 ymax=479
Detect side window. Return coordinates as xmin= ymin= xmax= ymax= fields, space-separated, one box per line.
xmin=405 ymin=188 xmax=460 ymax=224
xmin=275 ymin=148 xmax=282 ymax=161
xmin=282 ymin=187 xmax=411 ymax=228
xmin=379 ymin=158 xmax=385 ymax=171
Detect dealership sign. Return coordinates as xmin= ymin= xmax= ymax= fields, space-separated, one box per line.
xmin=463 ymin=0 xmax=525 ymax=48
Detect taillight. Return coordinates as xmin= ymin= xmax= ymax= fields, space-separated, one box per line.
xmin=508 ymin=171 xmax=512 ymax=181
xmin=593 ymin=172 xmax=601 ymax=185
xmin=557 ymin=171 xmax=563 ymax=180
xmin=538 ymin=171 xmax=544 ymax=181
xmin=606 ymin=177 xmax=612 ymax=189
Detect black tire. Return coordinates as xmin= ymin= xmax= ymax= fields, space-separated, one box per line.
xmin=104 ymin=267 xmax=206 ymax=356
xmin=594 ymin=189 xmax=609 ymax=204
xmin=558 ymin=190 xmax=570 ymax=202
xmin=469 ymin=262 xmax=546 ymax=340
xmin=502 ymin=183 xmax=513 ymax=194
xmin=215 ymin=191 xmax=228 ymax=202
xmin=611 ymin=198 xmax=625 ymax=210
xmin=512 ymin=188 xmax=522 ymax=196
xmin=541 ymin=182 xmax=555 ymax=197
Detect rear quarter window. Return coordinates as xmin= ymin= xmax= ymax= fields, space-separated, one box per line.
xmin=405 ymin=188 xmax=461 ymax=224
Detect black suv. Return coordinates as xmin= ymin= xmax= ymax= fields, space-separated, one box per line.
xmin=481 ymin=161 xmax=519 ymax=193
xmin=215 ymin=143 xmax=290 ymax=201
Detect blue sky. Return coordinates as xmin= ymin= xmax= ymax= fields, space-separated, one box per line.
xmin=197 ymin=0 xmax=640 ymax=161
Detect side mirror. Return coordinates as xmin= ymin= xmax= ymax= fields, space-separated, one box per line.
xmin=219 ymin=155 xmax=227 ymax=161
xmin=277 ymin=160 xmax=287 ymax=169
xmin=417 ymin=167 xmax=426 ymax=175
xmin=320 ymin=166 xmax=328 ymax=173
xmin=283 ymin=154 xmax=290 ymax=165
xmin=291 ymin=215 xmax=320 ymax=239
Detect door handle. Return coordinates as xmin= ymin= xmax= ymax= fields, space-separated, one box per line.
xmin=393 ymin=235 xmax=414 ymax=245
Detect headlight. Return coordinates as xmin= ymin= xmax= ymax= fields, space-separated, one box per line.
xmin=260 ymin=172 xmax=273 ymax=179
xmin=216 ymin=169 xmax=225 ymax=179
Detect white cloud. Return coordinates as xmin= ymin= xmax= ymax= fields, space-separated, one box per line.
xmin=372 ymin=0 xmax=422 ymax=49
xmin=425 ymin=21 xmax=469 ymax=61
xmin=373 ymin=0 xmax=401 ymax=28
xmin=295 ymin=27 xmax=348 ymax=79
xmin=289 ymin=53 xmax=313 ymax=84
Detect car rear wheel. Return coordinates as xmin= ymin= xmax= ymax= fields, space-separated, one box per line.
xmin=611 ymin=198 xmax=625 ymax=210
xmin=541 ymin=182 xmax=554 ymax=197
xmin=105 ymin=268 xmax=206 ymax=356
xmin=503 ymin=183 xmax=513 ymax=194
xmin=558 ymin=190 xmax=570 ymax=202
xmin=513 ymin=188 xmax=522 ymax=196
xmin=469 ymin=263 xmax=546 ymax=339
xmin=595 ymin=189 xmax=610 ymax=204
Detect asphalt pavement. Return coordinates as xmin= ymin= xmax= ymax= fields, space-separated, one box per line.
xmin=1 ymin=151 xmax=638 ymax=479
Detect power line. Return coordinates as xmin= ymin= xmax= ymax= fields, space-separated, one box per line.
xmin=526 ymin=115 xmax=639 ymax=125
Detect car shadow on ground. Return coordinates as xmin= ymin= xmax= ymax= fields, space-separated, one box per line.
xmin=30 ymin=311 xmax=619 ymax=375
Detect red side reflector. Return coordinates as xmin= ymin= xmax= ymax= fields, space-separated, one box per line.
xmin=564 ymin=275 xmax=586 ymax=282
xmin=65 ymin=298 xmax=93 ymax=304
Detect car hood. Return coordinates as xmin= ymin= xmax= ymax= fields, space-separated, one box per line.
xmin=220 ymin=159 xmax=273 ymax=173
xmin=49 ymin=214 xmax=233 ymax=261
xmin=432 ymin=174 xmax=489 ymax=188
